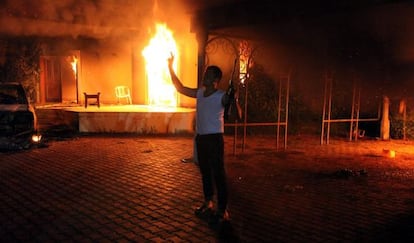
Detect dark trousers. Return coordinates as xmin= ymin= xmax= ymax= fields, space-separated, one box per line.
xmin=196 ymin=133 xmax=228 ymax=211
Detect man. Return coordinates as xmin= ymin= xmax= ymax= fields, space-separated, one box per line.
xmin=168 ymin=54 xmax=230 ymax=224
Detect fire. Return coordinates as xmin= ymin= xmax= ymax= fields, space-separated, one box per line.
xmin=142 ymin=23 xmax=178 ymax=107
xmin=71 ymin=56 xmax=78 ymax=75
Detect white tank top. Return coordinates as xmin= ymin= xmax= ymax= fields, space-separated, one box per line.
xmin=196 ymin=88 xmax=225 ymax=135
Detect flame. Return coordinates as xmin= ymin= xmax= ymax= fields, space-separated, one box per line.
xmin=32 ymin=134 xmax=42 ymax=143
xmin=71 ymin=56 xmax=78 ymax=75
xmin=239 ymin=56 xmax=247 ymax=85
xmin=142 ymin=23 xmax=178 ymax=107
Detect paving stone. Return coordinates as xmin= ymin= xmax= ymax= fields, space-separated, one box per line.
xmin=1 ymin=135 xmax=414 ymax=242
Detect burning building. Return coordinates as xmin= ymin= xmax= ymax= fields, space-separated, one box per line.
xmin=0 ymin=0 xmax=199 ymax=108
xmin=1 ymin=0 xmax=414 ymax=138
xmin=0 ymin=0 xmax=204 ymax=134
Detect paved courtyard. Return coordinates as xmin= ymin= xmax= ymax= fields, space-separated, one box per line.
xmin=1 ymin=134 xmax=414 ymax=242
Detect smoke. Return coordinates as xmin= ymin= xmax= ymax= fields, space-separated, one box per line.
xmin=0 ymin=0 xmax=193 ymax=39
xmin=362 ymin=3 xmax=414 ymax=63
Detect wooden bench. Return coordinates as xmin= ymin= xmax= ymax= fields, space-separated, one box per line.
xmin=83 ymin=92 xmax=100 ymax=108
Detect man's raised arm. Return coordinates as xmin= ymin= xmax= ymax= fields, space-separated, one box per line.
xmin=168 ymin=54 xmax=197 ymax=98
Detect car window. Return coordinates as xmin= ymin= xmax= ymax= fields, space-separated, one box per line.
xmin=0 ymin=85 xmax=28 ymax=104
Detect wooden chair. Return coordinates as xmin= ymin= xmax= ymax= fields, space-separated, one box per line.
xmin=83 ymin=92 xmax=100 ymax=108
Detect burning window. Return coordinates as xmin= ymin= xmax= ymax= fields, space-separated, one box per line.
xmin=142 ymin=23 xmax=178 ymax=107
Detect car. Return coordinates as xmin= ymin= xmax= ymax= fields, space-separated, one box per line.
xmin=0 ymin=82 xmax=42 ymax=150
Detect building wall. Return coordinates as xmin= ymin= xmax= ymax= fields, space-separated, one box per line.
xmin=79 ymin=38 xmax=133 ymax=105
xmin=176 ymin=32 xmax=198 ymax=108
xmin=34 ymin=20 xmax=199 ymax=107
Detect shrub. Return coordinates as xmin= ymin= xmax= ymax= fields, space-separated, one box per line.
xmin=0 ymin=38 xmax=41 ymax=103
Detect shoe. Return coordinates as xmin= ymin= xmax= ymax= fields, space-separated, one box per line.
xmin=209 ymin=209 xmax=230 ymax=226
xmin=195 ymin=201 xmax=214 ymax=217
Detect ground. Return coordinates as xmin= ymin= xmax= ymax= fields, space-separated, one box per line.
xmin=1 ymin=134 xmax=414 ymax=242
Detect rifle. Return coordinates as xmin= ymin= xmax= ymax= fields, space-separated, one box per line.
xmin=224 ymin=59 xmax=242 ymax=121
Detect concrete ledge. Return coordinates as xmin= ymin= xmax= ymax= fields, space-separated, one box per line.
xmin=36 ymin=105 xmax=195 ymax=134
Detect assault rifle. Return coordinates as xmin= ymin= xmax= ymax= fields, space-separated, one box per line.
xmin=224 ymin=59 xmax=242 ymax=122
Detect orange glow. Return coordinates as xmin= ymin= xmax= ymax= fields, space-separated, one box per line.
xmin=142 ymin=23 xmax=178 ymax=107
xmin=239 ymin=41 xmax=251 ymax=85
xmin=383 ymin=149 xmax=396 ymax=158
xmin=31 ymin=134 xmax=42 ymax=143
xmin=239 ymin=57 xmax=247 ymax=85
xmin=71 ymin=56 xmax=78 ymax=75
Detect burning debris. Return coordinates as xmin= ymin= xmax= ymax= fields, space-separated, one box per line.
xmin=382 ymin=149 xmax=396 ymax=158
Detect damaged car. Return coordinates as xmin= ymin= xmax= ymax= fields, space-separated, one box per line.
xmin=0 ymin=82 xmax=42 ymax=150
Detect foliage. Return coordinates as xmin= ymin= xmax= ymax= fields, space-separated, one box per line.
xmin=289 ymin=92 xmax=321 ymax=135
xmin=390 ymin=113 xmax=414 ymax=140
xmin=0 ymin=38 xmax=41 ymax=103
xmin=233 ymin=63 xmax=319 ymax=135
xmin=245 ymin=64 xmax=278 ymax=124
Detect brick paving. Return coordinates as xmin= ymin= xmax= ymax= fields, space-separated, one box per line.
xmin=1 ymin=134 xmax=414 ymax=242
